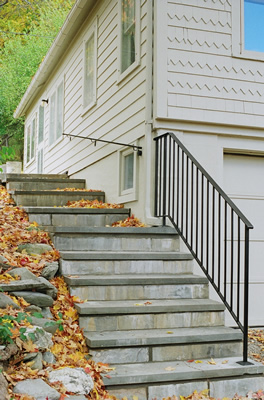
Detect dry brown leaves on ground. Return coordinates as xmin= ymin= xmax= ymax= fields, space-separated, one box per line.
xmin=54 ymin=188 xmax=102 ymax=192
xmin=111 ymin=215 xmax=146 ymax=227
xmin=65 ymin=199 xmax=124 ymax=209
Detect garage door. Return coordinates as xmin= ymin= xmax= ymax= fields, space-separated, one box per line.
xmin=223 ymin=153 xmax=264 ymax=326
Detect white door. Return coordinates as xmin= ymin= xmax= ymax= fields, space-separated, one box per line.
xmin=37 ymin=105 xmax=44 ymax=173
xmin=223 ymin=153 xmax=264 ymax=326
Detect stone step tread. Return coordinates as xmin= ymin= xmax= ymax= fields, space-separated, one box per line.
xmin=102 ymin=357 xmax=264 ymax=386
xmin=65 ymin=274 xmax=207 ymax=286
xmin=76 ymin=298 xmax=225 ymax=315
xmin=23 ymin=207 xmax=130 ymax=215
xmin=9 ymin=190 xmax=103 ymax=196
xmin=53 ymin=226 xmax=177 ymax=235
xmin=60 ymin=251 xmax=193 ymax=261
xmin=0 ymin=173 xmax=68 ymax=182
xmin=7 ymin=178 xmax=85 ymax=183
xmin=85 ymin=326 xmax=242 ymax=348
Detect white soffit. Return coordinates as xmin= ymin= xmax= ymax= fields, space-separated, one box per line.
xmin=14 ymin=0 xmax=96 ymax=118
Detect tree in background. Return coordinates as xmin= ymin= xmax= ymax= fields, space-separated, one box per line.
xmin=0 ymin=0 xmax=74 ymax=161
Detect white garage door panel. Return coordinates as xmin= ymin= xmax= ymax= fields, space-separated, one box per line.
xmin=223 ymin=153 xmax=264 ymax=326
xmin=229 ymin=197 xmax=264 ymax=239
xmin=224 ymin=154 xmax=264 ymax=196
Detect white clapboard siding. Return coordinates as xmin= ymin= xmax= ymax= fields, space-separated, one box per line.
xmin=27 ymin=0 xmax=148 ymax=176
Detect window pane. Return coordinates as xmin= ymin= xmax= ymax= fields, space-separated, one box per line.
xmin=38 ymin=105 xmax=44 ymax=144
xmin=121 ymin=0 xmax=136 ymax=73
xmin=31 ymin=118 xmax=36 ymax=160
xmin=56 ymin=81 xmax=64 ymax=140
xmin=244 ymin=0 xmax=264 ymax=52
xmin=26 ymin=126 xmax=31 ymax=163
xmin=124 ymin=152 xmax=134 ymax=190
xmin=49 ymin=92 xmax=56 ymax=145
xmin=84 ymin=33 xmax=95 ymax=108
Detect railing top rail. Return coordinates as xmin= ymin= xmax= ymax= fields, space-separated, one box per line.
xmin=154 ymin=132 xmax=254 ymax=229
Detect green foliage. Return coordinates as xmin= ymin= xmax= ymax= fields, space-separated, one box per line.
xmin=0 ymin=0 xmax=74 ymax=158
xmin=0 ymin=313 xmax=32 ymax=345
xmin=0 ymin=145 xmax=16 ymax=164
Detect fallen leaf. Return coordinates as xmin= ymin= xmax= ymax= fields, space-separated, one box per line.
xmin=165 ymin=366 xmax=176 ymax=371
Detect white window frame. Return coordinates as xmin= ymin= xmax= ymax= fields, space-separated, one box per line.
xmin=118 ymin=0 xmax=141 ymax=82
xmin=25 ymin=114 xmax=37 ymax=166
xmin=232 ymin=0 xmax=264 ymax=61
xmin=118 ymin=145 xmax=138 ymax=203
xmin=49 ymin=79 xmax=64 ymax=147
xmin=82 ymin=19 xmax=97 ymax=116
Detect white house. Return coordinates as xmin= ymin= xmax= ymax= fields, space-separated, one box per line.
xmin=14 ymin=0 xmax=264 ymax=326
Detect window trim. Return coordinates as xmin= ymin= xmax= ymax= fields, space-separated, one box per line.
xmin=232 ymin=0 xmax=264 ymax=61
xmin=25 ymin=114 xmax=37 ymax=167
xmin=82 ymin=18 xmax=98 ymax=116
xmin=117 ymin=0 xmax=141 ymax=83
xmin=118 ymin=145 xmax=138 ymax=203
xmin=48 ymin=78 xmax=65 ymax=147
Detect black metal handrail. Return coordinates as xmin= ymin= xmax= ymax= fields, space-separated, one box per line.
xmin=154 ymin=132 xmax=253 ymax=364
xmin=63 ymin=133 xmax=143 ymax=155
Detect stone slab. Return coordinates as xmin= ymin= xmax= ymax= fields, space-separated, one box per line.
xmin=76 ymin=298 xmax=225 ymax=315
xmin=85 ymin=327 xmax=242 ymax=348
xmin=148 ymin=381 xmax=208 ymax=400
xmin=24 ymin=207 xmax=130 ymax=215
xmin=65 ymin=274 xmax=207 ymax=286
xmin=102 ymin=357 xmax=264 ymax=386
xmin=60 ymin=251 xmax=193 ymax=261
xmin=209 ymin=376 xmax=264 ymax=397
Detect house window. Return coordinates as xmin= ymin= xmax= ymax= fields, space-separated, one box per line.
xmin=49 ymin=80 xmax=64 ymax=145
xmin=119 ymin=0 xmax=140 ymax=77
xmin=118 ymin=146 xmax=138 ymax=202
xmin=123 ymin=152 xmax=134 ymax=190
xmin=244 ymin=0 xmax=264 ymax=52
xmin=38 ymin=105 xmax=44 ymax=144
xmin=232 ymin=0 xmax=264 ymax=59
xmin=83 ymin=21 xmax=97 ymax=113
xmin=26 ymin=117 xmax=36 ymax=164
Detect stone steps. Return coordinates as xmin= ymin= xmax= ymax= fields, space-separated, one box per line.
xmin=76 ymin=299 xmax=226 ymax=332
xmin=9 ymin=190 xmax=104 ymax=207
xmin=65 ymin=274 xmax=209 ymax=301
xmin=24 ymin=207 xmax=130 ymax=228
xmin=3 ymin=173 xmax=263 ymax=397
xmin=104 ymin=357 xmax=264 ymax=400
xmin=6 ymin=178 xmax=86 ymax=191
xmin=86 ymin=326 xmax=242 ymax=364
xmin=0 ymin=173 xmax=69 ymax=183
xmin=53 ymin=227 xmax=179 ymax=252
xmin=59 ymin=251 xmax=194 ymax=275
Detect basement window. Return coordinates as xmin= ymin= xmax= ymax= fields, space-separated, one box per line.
xmin=118 ymin=146 xmax=138 ymax=202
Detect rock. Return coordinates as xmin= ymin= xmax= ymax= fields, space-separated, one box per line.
xmin=9 ymin=267 xmax=39 ymax=281
xmin=0 ymin=372 xmax=8 ymax=400
xmin=0 ymin=293 xmax=20 ymax=309
xmin=25 ymin=327 xmax=53 ymax=351
xmin=17 ymin=243 xmax=53 ymax=255
xmin=48 ymin=367 xmax=94 ymax=395
xmin=30 ymin=316 xmax=58 ymax=335
xmin=3 ymin=279 xmax=46 ymax=292
xmin=11 ymin=291 xmax=54 ymax=307
xmin=43 ymin=351 xmax=56 ymax=365
xmin=24 ymin=352 xmax=43 ymax=370
xmin=13 ymin=378 xmax=60 ymax=400
xmin=38 ymin=277 xmax=57 ymax=299
xmin=41 ymin=262 xmax=59 ymax=280
xmin=41 ymin=307 xmax=53 ymax=319
xmin=0 ymin=255 xmax=8 ymax=263
xmin=0 ymin=343 xmax=19 ymax=361
xmin=25 ymin=305 xmax=42 ymax=313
